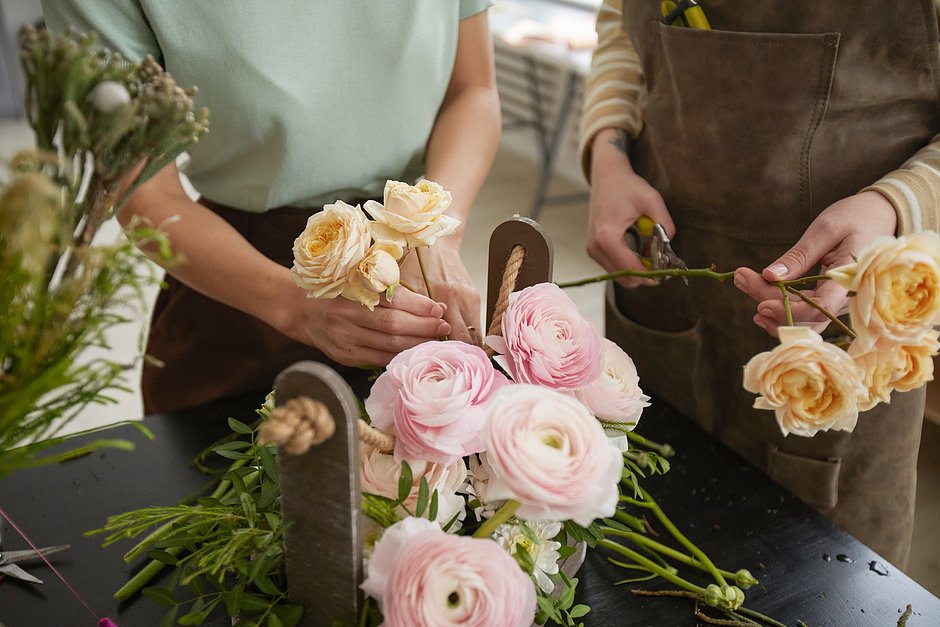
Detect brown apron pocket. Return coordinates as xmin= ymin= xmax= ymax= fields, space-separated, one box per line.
xmin=604 ymin=283 xmax=713 ymax=425
xmin=637 ymin=24 xmax=840 ymax=244
xmin=766 ymin=444 xmax=841 ymax=510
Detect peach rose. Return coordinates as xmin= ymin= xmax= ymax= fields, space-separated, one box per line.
xmin=342 ymin=244 xmax=402 ymax=310
xmin=892 ymin=329 xmax=940 ymax=392
xmin=828 ymin=232 xmax=940 ymax=349
xmin=359 ymin=443 xmax=468 ymax=527
xmin=743 ymin=326 xmax=866 ymax=437
xmin=291 ymin=201 xmax=370 ymax=299
xmin=363 ymin=179 xmax=459 ymax=249
xmin=848 ymin=339 xmax=904 ymax=411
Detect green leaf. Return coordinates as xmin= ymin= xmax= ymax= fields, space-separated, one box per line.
xmin=146 ymin=549 xmax=179 ymax=565
xmin=213 ymin=440 xmax=252 ymax=451
xmin=415 ymin=476 xmax=429 ymax=517
xmin=268 ymin=613 xmax=284 ymax=627
xmin=397 ymin=461 xmax=413 ymax=504
xmin=569 ymin=604 xmax=590 ymax=619
xmin=226 ymin=583 xmax=245 ymax=617
xmin=428 ymin=489 xmax=439 ymax=522
xmin=254 ymin=573 xmax=282 ymax=597
xmin=240 ymin=593 xmax=271 ymax=611
xmin=514 ymin=543 xmax=535 ymax=572
xmin=275 ymin=605 xmax=304 ymax=627
xmin=142 ymin=586 xmax=177 ymax=607
xmin=216 ymin=449 xmax=253 ymax=461
xmin=160 ymin=606 xmax=180 ymax=627
xmin=228 ymin=417 xmax=254 ymax=434
xmin=557 ymin=579 xmax=576 ymax=610
xmin=557 ymin=545 xmax=578 ymax=560
xmin=518 ymin=521 xmax=540 ymax=544
xmin=260 ymin=445 xmax=279 ymax=483
xmin=240 ymin=491 xmax=258 ymax=526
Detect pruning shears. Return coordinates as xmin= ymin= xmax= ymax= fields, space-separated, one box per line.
xmin=0 ymin=544 xmax=70 ymax=584
xmin=626 ymin=216 xmax=689 ymax=284
xmin=661 ymin=0 xmax=712 ymax=29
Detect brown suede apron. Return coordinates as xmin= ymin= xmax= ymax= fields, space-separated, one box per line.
xmin=142 ymin=200 xmax=373 ymax=415
xmin=610 ymin=0 xmax=940 ymax=566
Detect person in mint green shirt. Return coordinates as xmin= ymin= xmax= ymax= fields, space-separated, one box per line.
xmin=42 ymin=1 xmax=501 ymax=413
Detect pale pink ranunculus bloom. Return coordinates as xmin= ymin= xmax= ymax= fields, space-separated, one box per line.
xmin=359 ymin=443 xmax=467 ymax=528
xmin=575 ymin=338 xmax=650 ymax=426
xmin=363 ymin=179 xmax=460 ymax=249
xmin=366 ymin=341 xmax=509 ymax=465
xmin=359 ymin=517 xmax=438 ymax=603
xmin=892 ymin=329 xmax=940 ymax=393
xmin=291 ymin=201 xmax=371 ymax=299
xmin=743 ymin=326 xmax=866 ymax=437
xmin=486 ymin=283 xmax=603 ymax=392
xmin=366 ymin=523 xmax=536 ymax=627
xmin=481 ymin=384 xmax=622 ymax=526
xmin=828 ymin=231 xmax=940 ymax=350
xmin=848 ymin=339 xmax=904 ymax=411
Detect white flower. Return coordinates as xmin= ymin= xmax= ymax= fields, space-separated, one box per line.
xmin=494 ymin=520 xmax=563 ymax=594
xmin=363 ymin=179 xmax=459 ymax=249
xmin=88 ymin=81 xmax=131 ymax=113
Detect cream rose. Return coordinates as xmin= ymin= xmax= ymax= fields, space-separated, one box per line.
xmin=743 ymin=326 xmax=866 ymax=437
xmin=291 ymin=201 xmax=371 ymax=299
xmin=848 ymin=339 xmax=904 ymax=411
xmin=363 ymin=179 xmax=459 ymax=248
xmin=342 ymin=244 xmax=402 ymax=310
xmin=359 ymin=443 xmax=468 ymax=527
xmin=892 ymin=329 xmax=940 ymax=392
xmin=828 ymin=232 xmax=940 ymax=350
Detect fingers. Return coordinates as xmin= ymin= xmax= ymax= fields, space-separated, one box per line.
xmin=382 ymin=287 xmax=446 ymax=319
xmin=733 ymin=267 xmax=780 ymax=303
xmin=761 ymin=214 xmax=844 ymax=282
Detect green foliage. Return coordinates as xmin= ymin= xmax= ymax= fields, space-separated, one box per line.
xmin=0 ymin=26 xmax=208 ymax=479
xmin=92 ymin=413 xmax=300 ymax=625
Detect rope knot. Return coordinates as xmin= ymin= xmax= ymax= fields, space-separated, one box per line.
xmin=259 ymin=397 xmax=335 ymax=455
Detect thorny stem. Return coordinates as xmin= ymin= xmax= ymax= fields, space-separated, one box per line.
xmin=775 ymin=283 xmax=794 ymax=327
xmin=784 ymin=285 xmax=857 ymax=338
xmin=557 ymin=267 xmax=735 ymax=289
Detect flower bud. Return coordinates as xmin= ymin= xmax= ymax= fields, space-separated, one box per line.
xmin=88 ymin=80 xmax=131 ymax=113
xmin=704 ymin=584 xmax=745 ymax=611
xmin=356 ymin=248 xmax=400 ymax=293
xmin=734 ymin=568 xmax=758 ymax=590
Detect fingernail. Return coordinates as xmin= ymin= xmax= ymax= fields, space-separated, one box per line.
xmin=733 ymin=274 xmax=743 ymax=289
xmin=438 ymin=322 xmax=451 ymax=335
xmin=758 ymin=307 xmax=772 ymax=317
xmin=430 ymin=304 xmax=444 ymax=318
xmin=766 ymin=263 xmax=788 ymax=278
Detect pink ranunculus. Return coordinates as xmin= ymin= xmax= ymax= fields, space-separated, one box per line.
xmin=486 ymin=283 xmax=603 ymax=391
xmin=575 ymin=338 xmax=650 ymax=426
xmin=366 ymin=523 xmax=536 ymax=627
xmin=359 ymin=517 xmax=438 ymax=603
xmin=481 ymin=384 xmax=622 ymax=526
xmin=365 ymin=341 xmax=509 ymax=465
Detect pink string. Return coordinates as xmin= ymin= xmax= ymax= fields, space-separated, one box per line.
xmin=0 ymin=505 xmax=115 ymax=625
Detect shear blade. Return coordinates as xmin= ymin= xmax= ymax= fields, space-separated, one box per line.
xmin=0 ymin=563 xmax=43 ymax=584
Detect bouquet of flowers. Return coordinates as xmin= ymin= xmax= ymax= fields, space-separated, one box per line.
xmin=0 ymin=27 xmax=208 ymax=479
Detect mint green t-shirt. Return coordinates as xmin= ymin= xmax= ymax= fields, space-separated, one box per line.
xmin=42 ymin=1 xmax=491 ymax=211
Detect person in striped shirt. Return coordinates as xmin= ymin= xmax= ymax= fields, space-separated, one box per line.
xmin=579 ymin=0 xmax=940 ymax=567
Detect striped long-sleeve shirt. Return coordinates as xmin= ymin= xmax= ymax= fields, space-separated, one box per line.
xmin=579 ymin=0 xmax=940 ymax=234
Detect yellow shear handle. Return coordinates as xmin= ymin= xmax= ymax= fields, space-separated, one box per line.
xmin=661 ymin=1 xmax=712 ymax=29
xmin=634 ymin=215 xmax=658 ymax=238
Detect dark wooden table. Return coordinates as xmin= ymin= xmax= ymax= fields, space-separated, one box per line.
xmin=1 ymin=391 xmax=938 ymax=626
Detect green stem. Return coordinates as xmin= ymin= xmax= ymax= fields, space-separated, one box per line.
xmin=598 ymin=538 xmax=707 ymax=596
xmin=783 ymin=274 xmax=830 ymax=285
xmin=473 ymin=500 xmax=520 ymax=538
xmin=612 ymin=510 xmax=646 ymax=532
xmin=602 ymin=527 xmax=739 ymax=582
xmin=637 ymin=487 xmax=728 ymax=588
xmin=114 ymin=547 xmax=183 ymax=601
xmin=784 ymin=285 xmax=857 ymax=338
xmin=775 ymin=283 xmax=794 ymax=327
xmin=415 ymin=247 xmax=434 ymax=300
xmin=557 ymin=267 xmax=735 ymax=289
xmin=625 ymin=431 xmax=675 ymax=457
xmin=734 ymin=606 xmax=789 ymax=627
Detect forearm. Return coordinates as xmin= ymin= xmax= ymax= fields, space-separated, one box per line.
xmin=424 ymin=84 xmax=500 ymax=241
xmin=119 ymin=164 xmax=297 ymax=331
xmin=862 ymin=133 xmax=940 ymax=235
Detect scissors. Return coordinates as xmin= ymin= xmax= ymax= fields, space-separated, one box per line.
xmin=0 ymin=544 xmax=70 ymax=584
xmin=626 ymin=215 xmax=689 ymax=284
xmin=661 ymin=0 xmax=712 ymax=29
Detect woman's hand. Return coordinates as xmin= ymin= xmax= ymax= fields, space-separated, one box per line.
xmin=587 ymin=128 xmax=675 ymax=288
xmin=400 ymin=240 xmax=482 ymax=346
xmin=734 ymin=191 xmax=898 ymax=336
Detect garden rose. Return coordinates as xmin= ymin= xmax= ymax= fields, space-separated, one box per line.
xmin=366 ymin=341 xmax=509 ymax=464
xmin=342 ymin=245 xmax=402 ymax=310
xmin=828 ymin=232 xmax=940 ymax=349
xmin=359 ymin=444 xmax=468 ymax=527
xmin=486 ymin=283 xmax=603 ymax=392
xmin=575 ymin=338 xmax=650 ymax=425
xmin=892 ymin=329 xmax=940 ymax=392
xmin=481 ymin=384 xmax=622 ymax=526
xmin=848 ymin=340 xmax=904 ymax=411
xmin=743 ymin=326 xmax=866 ymax=437
xmin=369 ymin=525 xmax=536 ymax=627
xmin=364 ymin=179 xmax=459 ymax=248
xmin=291 ymin=201 xmax=370 ymax=299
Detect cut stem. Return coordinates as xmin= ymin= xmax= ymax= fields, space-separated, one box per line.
xmin=473 ymin=500 xmax=519 ymax=538
xmin=415 ymin=247 xmax=434 ymax=300
xmin=601 ymin=527 xmax=739 ymax=582
xmin=784 ymin=285 xmax=856 ymax=338
xmin=599 ymin=539 xmax=707 ymax=596
xmin=558 ymin=267 xmax=735 ymax=289
xmin=625 ymin=431 xmax=675 ymax=457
